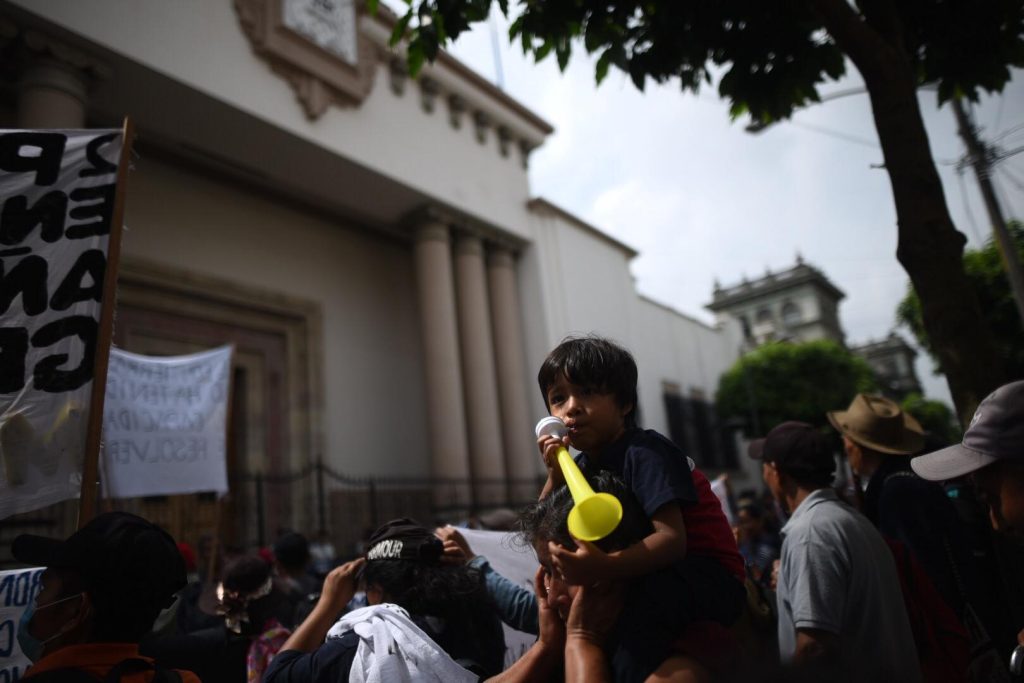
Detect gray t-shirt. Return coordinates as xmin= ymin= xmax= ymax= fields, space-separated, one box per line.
xmin=776 ymin=488 xmax=921 ymax=682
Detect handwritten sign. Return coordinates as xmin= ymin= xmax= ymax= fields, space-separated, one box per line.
xmin=0 ymin=567 xmax=45 ymax=681
xmin=0 ymin=130 xmax=124 ymax=519
xmin=101 ymin=346 xmax=232 ymax=498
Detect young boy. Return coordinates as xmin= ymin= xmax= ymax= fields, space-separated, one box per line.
xmin=536 ymin=335 xmax=746 ymax=681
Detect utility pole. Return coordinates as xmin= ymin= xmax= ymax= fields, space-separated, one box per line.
xmin=951 ymin=97 xmax=1024 ymax=327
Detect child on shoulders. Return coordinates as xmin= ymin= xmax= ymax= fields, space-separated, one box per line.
xmin=536 ymin=335 xmax=746 ymax=681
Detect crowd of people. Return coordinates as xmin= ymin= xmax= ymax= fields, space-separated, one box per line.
xmin=9 ymin=336 xmax=1024 ymax=682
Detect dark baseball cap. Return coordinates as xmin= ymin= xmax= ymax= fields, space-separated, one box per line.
xmin=364 ymin=518 xmax=443 ymax=563
xmin=748 ymin=421 xmax=836 ymax=481
xmin=911 ymin=380 xmax=1024 ymax=481
xmin=12 ymin=512 xmax=185 ymax=609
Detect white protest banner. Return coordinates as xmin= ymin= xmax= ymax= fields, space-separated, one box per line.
xmin=458 ymin=528 xmax=539 ymax=668
xmin=0 ymin=129 xmax=127 ymax=520
xmin=101 ymin=345 xmax=232 ymax=498
xmin=0 ymin=566 xmax=45 ymax=681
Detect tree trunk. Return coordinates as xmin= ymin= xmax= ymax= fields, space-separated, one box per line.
xmin=810 ymin=0 xmax=1005 ymax=424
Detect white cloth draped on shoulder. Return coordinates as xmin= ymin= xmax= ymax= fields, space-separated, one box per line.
xmin=326 ymin=603 xmax=478 ymax=683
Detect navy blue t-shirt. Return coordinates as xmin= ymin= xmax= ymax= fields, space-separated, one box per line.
xmin=264 ymin=631 xmax=359 ymax=683
xmin=575 ymin=427 xmax=698 ymax=517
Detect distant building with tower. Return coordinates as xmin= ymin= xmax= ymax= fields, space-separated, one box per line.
xmin=706 ymin=255 xmax=846 ymax=347
xmin=849 ymin=333 xmax=923 ymax=401
xmin=706 ymin=256 xmax=923 ymax=402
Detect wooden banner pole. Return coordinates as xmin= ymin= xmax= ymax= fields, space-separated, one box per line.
xmin=78 ymin=118 xmax=134 ymax=528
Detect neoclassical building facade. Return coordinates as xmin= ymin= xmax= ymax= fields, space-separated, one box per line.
xmin=0 ymin=0 xmax=744 ymax=550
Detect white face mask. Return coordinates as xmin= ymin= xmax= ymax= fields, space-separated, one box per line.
xmin=17 ymin=592 xmax=84 ymax=661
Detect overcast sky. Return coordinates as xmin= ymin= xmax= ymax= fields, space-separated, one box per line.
xmin=438 ymin=11 xmax=1024 ymax=407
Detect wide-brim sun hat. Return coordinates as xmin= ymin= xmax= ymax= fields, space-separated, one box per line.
xmin=827 ymin=393 xmax=924 ymax=455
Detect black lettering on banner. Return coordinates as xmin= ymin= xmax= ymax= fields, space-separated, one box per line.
xmin=0 ymin=191 xmax=68 ymax=245
xmin=0 ymin=132 xmax=66 ymax=186
xmin=0 ymin=255 xmax=47 ymax=316
xmin=66 ymin=184 xmax=115 ymax=239
xmin=31 ymin=315 xmax=97 ymax=393
xmin=0 ymin=618 xmax=12 ymax=657
xmin=0 ymin=328 xmax=28 ymax=393
xmin=80 ymin=132 xmax=119 ymax=178
xmin=50 ymin=249 xmax=105 ymax=311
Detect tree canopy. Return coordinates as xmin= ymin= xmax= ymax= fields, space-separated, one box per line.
xmin=382 ymin=0 xmax=1023 ymax=123
xmin=900 ymin=392 xmax=961 ymax=447
xmin=716 ymin=340 xmax=877 ymax=437
xmin=897 ymin=221 xmax=1024 ymax=380
xmin=376 ymin=0 xmax=1024 ymax=422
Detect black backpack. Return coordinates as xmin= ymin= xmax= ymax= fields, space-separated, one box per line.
xmin=28 ymin=657 xmax=183 ymax=683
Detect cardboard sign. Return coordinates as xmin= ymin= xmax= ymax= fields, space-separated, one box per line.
xmin=0 ymin=567 xmax=45 ymax=681
xmin=0 ymin=130 xmax=125 ymax=519
xmin=101 ymin=346 xmax=232 ymax=498
xmin=458 ymin=528 xmax=539 ymax=668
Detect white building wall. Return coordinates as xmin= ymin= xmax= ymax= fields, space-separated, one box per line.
xmin=521 ymin=203 xmax=753 ymax=481
xmin=124 ymin=156 xmax=431 ymax=477
xmin=9 ymin=0 xmax=540 ymax=240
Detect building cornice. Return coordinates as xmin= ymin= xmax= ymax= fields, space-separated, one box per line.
xmin=706 ymin=263 xmax=845 ymax=311
xmin=527 ymin=197 xmax=639 ymax=258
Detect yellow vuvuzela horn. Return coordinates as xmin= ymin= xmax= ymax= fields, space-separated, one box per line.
xmin=535 ymin=416 xmax=622 ymax=541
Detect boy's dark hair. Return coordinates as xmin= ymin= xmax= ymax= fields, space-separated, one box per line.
xmin=537 ymin=335 xmax=639 ymax=428
xmin=517 ymin=471 xmax=652 ymax=554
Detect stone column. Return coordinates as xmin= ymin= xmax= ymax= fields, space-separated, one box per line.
xmin=487 ymin=247 xmax=538 ymax=502
xmin=413 ymin=221 xmax=472 ymax=507
xmin=453 ymin=233 xmax=507 ymax=504
xmin=17 ymin=59 xmax=88 ymax=128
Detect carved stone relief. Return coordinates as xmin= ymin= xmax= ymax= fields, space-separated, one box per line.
xmin=235 ymin=0 xmax=380 ymax=119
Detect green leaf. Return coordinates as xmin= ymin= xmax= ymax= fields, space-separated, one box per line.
xmin=366 ymin=0 xmax=379 ymax=15
xmin=407 ymin=40 xmax=426 ymax=76
xmin=596 ymin=47 xmax=615 ymax=84
xmin=556 ymin=42 xmax=571 ymax=71
xmin=628 ymin=59 xmax=646 ymax=91
xmin=390 ymin=12 xmax=414 ymax=46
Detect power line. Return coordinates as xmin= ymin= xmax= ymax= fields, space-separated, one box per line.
xmin=788 ymin=120 xmax=879 ymax=148
xmin=1000 ymin=165 xmax=1024 ymax=194
xmin=993 ymin=121 xmax=1024 ymax=144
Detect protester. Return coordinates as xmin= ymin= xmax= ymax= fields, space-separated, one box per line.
xmin=912 ymin=380 xmax=1024 ymax=674
xmin=308 ymin=530 xmax=336 ymax=578
xmin=263 ymin=518 xmax=505 ymax=682
xmin=272 ymin=532 xmax=319 ymax=628
xmin=734 ymin=501 xmax=780 ymax=588
xmin=10 ymin=512 xmax=200 ymax=682
xmin=436 ymin=525 xmax=539 ymax=635
xmin=534 ymin=335 xmax=745 ymax=681
xmin=827 ymin=394 xmax=983 ymax=614
xmin=142 ymin=554 xmax=293 ymax=682
xmin=753 ymin=421 xmax=921 ymax=681
xmin=519 ymin=470 xmax=739 ymax=681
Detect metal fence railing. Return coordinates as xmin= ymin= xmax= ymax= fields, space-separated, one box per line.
xmin=0 ymin=463 xmax=546 ymax=568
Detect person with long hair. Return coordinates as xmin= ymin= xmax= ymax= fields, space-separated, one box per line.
xmin=264 ymin=518 xmax=505 ymax=682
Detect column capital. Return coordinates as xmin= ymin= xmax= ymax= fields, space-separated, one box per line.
xmin=405 ymin=204 xmax=528 ymax=253
xmin=415 ymin=221 xmax=450 ymax=245
xmin=486 ymin=244 xmax=516 ymax=268
xmin=21 ymin=30 xmax=111 ymax=81
xmin=453 ymin=231 xmax=484 ymax=257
